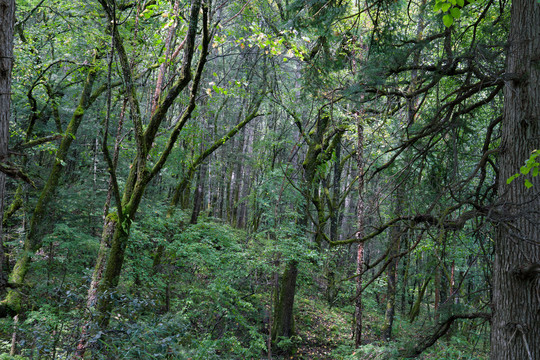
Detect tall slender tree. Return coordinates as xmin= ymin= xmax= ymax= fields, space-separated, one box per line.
xmin=0 ymin=0 xmax=15 ymax=294
xmin=354 ymin=112 xmax=365 ymax=347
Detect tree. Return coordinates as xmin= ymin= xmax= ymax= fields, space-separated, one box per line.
xmin=491 ymin=1 xmax=540 ymax=359
xmin=1 ymin=0 xmax=537 ymax=358
xmin=354 ymin=112 xmax=365 ymax=347
xmin=0 ymin=0 xmax=15 ymax=294
xmin=2 ymin=56 xmax=98 ymax=315
xmin=87 ymin=0 xmax=208 ymax=328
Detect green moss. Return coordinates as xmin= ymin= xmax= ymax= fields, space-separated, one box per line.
xmin=3 ymin=185 xmax=23 ymax=227
xmin=105 ymin=211 xmax=119 ymax=223
xmin=74 ymin=105 xmax=84 ymax=117
xmin=3 ymin=290 xmax=22 ymax=314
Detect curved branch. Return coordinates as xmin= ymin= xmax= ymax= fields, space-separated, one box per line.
xmin=401 ymin=313 xmax=491 ymax=358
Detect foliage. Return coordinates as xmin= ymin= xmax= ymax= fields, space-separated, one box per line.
xmin=507 ymin=149 xmax=539 ymax=188
xmin=0 ymin=0 xmax=517 ymax=357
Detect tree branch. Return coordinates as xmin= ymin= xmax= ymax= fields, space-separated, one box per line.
xmin=401 ymin=313 xmax=491 ymax=358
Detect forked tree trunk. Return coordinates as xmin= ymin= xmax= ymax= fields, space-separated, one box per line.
xmin=75 ymin=5 xmax=207 ymax=357
xmin=491 ymin=1 xmax=540 ymax=359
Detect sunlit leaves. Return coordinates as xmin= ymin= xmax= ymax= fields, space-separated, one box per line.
xmin=141 ymin=4 xmax=158 ymax=19
xmin=443 ymin=14 xmax=454 ymax=27
xmin=506 ymin=149 xmax=539 ymax=188
xmin=434 ymin=0 xmax=471 ymax=27
xmin=450 ymin=7 xmax=462 ymax=18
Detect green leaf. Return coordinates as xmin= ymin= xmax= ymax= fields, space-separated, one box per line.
xmin=450 ymin=7 xmax=461 ymax=18
xmin=524 ymin=179 xmax=533 ymax=189
xmin=434 ymin=2 xmax=443 ymax=11
xmin=520 ymin=165 xmax=531 ymax=175
xmin=507 ymin=173 xmax=520 ymax=184
xmin=443 ymin=14 xmax=454 ymax=27
xmin=457 ymin=0 xmax=465 ymax=6
xmin=532 ymin=167 xmax=539 ymax=177
xmin=441 ymin=3 xmax=451 ymax=11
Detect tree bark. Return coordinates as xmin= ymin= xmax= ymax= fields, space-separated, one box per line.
xmin=354 ymin=114 xmax=365 ymax=347
xmin=190 ymin=164 xmax=205 ymax=224
xmin=0 ymin=0 xmax=15 ymax=295
xmin=271 ymin=259 xmax=298 ymax=350
xmin=381 ymin=191 xmax=402 ymax=341
xmin=434 ymin=262 xmax=441 ymax=324
xmin=330 ymin=141 xmax=341 ymax=243
xmin=491 ymin=1 xmax=540 ymax=359
xmin=151 ymin=0 xmax=181 ymax=115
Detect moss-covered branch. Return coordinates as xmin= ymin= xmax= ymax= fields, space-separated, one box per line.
xmin=1 ymin=55 xmax=98 ymax=315
xmin=15 ymin=134 xmax=62 ymax=150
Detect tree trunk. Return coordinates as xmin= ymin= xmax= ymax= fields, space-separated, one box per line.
xmin=151 ymin=0 xmax=180 ymax=115
xmin=330 ymin=141 xmax=341 ymax=243
xmin=231 ymin=127 xmax=245 ymax=227
xmin=271 ymin=259 xmax=298 ymax=352
xmin=381 ymin=200 xmax=402 ymax=341
xmin=400 ymin=231 xmax=410 ymax=315
xmin=354 ymin=114 xmax=365 ymax=347
xmin=237 ymin=123 xmax=254 ymax=229
xmin=83 ymin=0 xmax=206 ymax=334
xmin=409 ymin=277 xmax=430 ymax=323
xmin=434 ymin=262 xmax=441 ymax=324
xmin=491 ymin=1 xmax=540 ymax=359
xmin=0 ymin=0 xmax=15 ymax=295
xmin=190 ymin=165 xmax=205 ymax=224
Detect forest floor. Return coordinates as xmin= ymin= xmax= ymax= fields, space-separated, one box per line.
xmin=294 ymin=296 xmax=352 ymax=359
xmin=271 ymin=293 xmax=490 ymax=360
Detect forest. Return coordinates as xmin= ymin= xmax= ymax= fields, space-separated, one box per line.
xmin=0 ymin=0 xmax=538 ymax=359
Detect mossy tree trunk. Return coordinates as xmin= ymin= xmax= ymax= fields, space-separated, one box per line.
xmin=434 ymin=261 xmax=441 ymax=324
xmin=82 ymin=0 xmax=208 ymax=332
xmin=409 ymin=276 xmax=430 ymax=323
xmin=330 ymin=141 xmax=341 ymax=243
xmin=2 ymin=58 xmax=98 ymax=314
xmin=271 ymin=259 xmax=298 ymax=348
